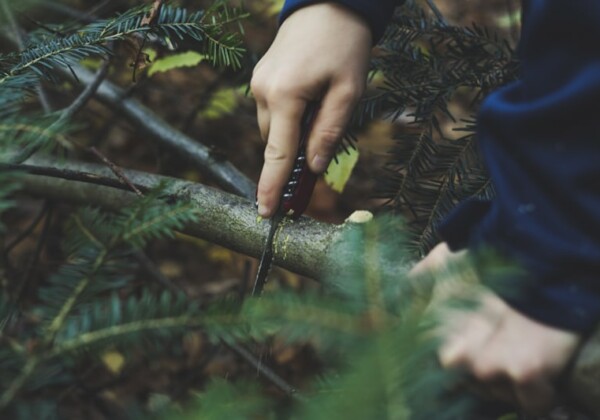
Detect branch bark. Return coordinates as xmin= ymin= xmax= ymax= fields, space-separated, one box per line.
xmin=9 ymin=157 xmax=600 ymax=417
xmin=60 ymin=64 xmax=256 ymax=200
xmin=17 ymin=157 xmax=341 ymax=279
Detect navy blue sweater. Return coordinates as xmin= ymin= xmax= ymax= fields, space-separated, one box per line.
xmin=281 ymin=0 xmax=600 ymax=332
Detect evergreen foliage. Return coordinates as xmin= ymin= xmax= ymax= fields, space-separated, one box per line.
xmin=362 ymin=0 xmax=519 ymax=256
xmin=0 ymin=1 xmax=249 ymax=416
xmin=0 ymin=0 xmax=245 ymax=161
xmin=168 ymin=217 xmax=494 ymax=420
xmin=0 ymin=184 xmax=255 ymax=414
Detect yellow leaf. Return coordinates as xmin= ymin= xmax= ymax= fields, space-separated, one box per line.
xmin=324 ymin=147 xmax=359 ymax=193
xmin=148 ymin=51 xmax=206 ymax=76
xmin=267 ymin=0 xmax=285 ymax=15
xmin=496 ymin=10 xmax=522 ymax=28
xmin=102 ymin=350 xmax=125 ymax=375
xmin=144 ymin=47 xmax=158 ymax=62
xmin=200 ymin=87 xmax=241 ymax=120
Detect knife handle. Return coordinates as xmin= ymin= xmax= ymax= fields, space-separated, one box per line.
xmin=281 ymin=103 xmax=320 ymax=219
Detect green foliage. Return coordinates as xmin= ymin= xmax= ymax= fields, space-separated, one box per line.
xmin=362 ymin=0 xmax=519 ymax=256
xmin=0 ymin=184 xmax=215 ymax=412
xmin=0 ymin=2 xmax=245 ymax=89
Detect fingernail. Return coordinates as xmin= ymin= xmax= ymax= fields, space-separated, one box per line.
xmin=312 ymin=154 xmax=329 ymax=173
xmin=258 ymin=204 xmax=269 ymax=218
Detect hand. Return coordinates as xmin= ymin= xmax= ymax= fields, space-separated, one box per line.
xmin=412 ymin=243 xmax=581 ymax=415
xmin=251 ymin=3 xmax=372 ymax=217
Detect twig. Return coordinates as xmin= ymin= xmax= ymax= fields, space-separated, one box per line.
xmin=0 ymin=162 xmax=151 ymax=194
xmin=89 ymin=147 xmax=144 ymax=197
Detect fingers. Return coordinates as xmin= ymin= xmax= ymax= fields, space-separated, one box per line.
xmin=436 ymin=293 xmax=580 ymax=416
xmin=256 ymin=100 xmax=305 ymax=217
xmin=306 ymin=82 xmax=361 ymax=174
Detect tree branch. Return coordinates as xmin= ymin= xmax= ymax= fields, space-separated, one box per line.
xmin=60 ymin=64 xmax=256 ymax=200
xmin=13 ymin=157 xmax=339 ymax=279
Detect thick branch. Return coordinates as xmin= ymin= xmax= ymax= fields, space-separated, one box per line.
xmin=17 ymin=157 xmax=341 ymax=279
xmin=61 ymin=64 xmax=256 ymax=200
xmin=10 ymin=158 xmax=600 ymax=416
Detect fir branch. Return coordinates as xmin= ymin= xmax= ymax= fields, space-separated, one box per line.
xmin=367 ymin=2 xmax=519 ymax=255
xmin=42 ymin=250 xmax=108 ymax=344
xmin=48 ymin=315 xmax=201 ymax=357
xmin=0 ymin=3 xmax=246 ymax=89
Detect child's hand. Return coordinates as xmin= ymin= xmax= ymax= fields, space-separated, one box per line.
xmin=251 ymin=3 xmax=372 ymax=217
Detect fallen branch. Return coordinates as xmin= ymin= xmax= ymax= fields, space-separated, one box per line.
xmin=61 ymin=64 xmax=256 ymax=200
xmin=16 ymin=157 xmax=341 ymax=279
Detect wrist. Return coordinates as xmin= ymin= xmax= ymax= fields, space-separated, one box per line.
xmin=280 ymin=0 xmax=403 ymax=42
xmin=280 ymin=2 xmax=372 ymax=45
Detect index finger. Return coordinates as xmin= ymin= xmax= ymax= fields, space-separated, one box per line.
xmin=257 ymin=100 xmax=306 ymax=218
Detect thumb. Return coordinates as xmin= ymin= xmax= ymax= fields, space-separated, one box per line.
xmin=306 ymin=84 xmax=360 ymax=174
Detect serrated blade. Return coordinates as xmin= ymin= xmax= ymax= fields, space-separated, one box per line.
xmin=252 ymin=212 xmax=284 ymax=296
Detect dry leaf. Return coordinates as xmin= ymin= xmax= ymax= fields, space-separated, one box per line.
xmin=102 ymin=350 xmax=126 ymax=375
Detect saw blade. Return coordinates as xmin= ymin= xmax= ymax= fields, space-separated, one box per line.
xmin=252 ymin=212 xmax=284 ymax=296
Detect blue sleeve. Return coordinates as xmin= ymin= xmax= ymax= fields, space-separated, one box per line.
xmin=280 ymin=0 xmax=404 ymax=42
xmin=441 ymin=0 xmax=600 ymax=332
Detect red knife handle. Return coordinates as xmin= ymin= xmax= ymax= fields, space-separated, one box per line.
xmin=281 ymin=103 xmax=319 ymax=219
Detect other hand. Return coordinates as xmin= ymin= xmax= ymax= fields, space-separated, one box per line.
xmin=412 ymin=243 xmax=581 ymax=415
xmin=251 ymin=3 xmax=372 ymax=217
